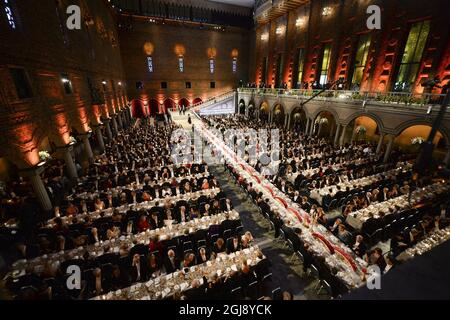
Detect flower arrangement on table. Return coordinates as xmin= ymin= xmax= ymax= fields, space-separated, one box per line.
xmin=355 ymin=125 xmax=366 ymax=135
xmin=39 ymin=151 xmax=52 ymax=162
xmin=411 ymin=136 xmax=424 ymax=145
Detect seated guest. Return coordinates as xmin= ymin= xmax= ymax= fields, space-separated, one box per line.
xmin=66 ymin=202 xmax=79 ymax=216
xmin=384 ymin=255 xmax=395 ymax=274
xmin=109 ymin=265 xmax=130 ymax=291
xmin=352 ymin=235 xmax=367 ymax=258
xmin=163 ymin=249 xmax=180 ymax=274
xmin=137 ymin=214 xmax=150 ymax=232
xmin=150 ymin=212 xmax=163 ymax=229
xmin=147 ymin=253 xmax=162 ymax=277
xmin=227 ymin=236 xmax=241 ymax=254
xmin=367 ymin=248 xmax=387 ymax=272
xmin=106 ymin=225 xmax=121 ymax=240
xmin=181 ymin=253 xmax=196 ymax=269
xmin=94 ymin=198 xmax=105 ymax=211
xmin=130 ymin=253 xmax=148 ymax=283
xmin=337 ymin=224 xmax=352 ymax=245
xmin=197 ymin=247 xmax=210 ymax=263
xmin=213 ymin=238 xmax=226 ymax=254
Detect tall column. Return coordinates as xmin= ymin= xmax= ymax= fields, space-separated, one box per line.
xmin=334 ymin=124 xmax=341 ymax=146
xmin=94 ymin=125 xmax=105 ymax=153
xmin=117 ymin=112 xmax=123 ymax=129
xmin=329 ymin=122 xmax=335 ymax=138
xmin=444 ymin=148 xmax=450 ymax=167
xmin=112 ymin=116 xmax=119 ymax=135
xmin=317 ymin=123 xmax=323 ymax=137
xmin=339 ymin=125 xmax=347 ymax=146
xmin=350 ymin=129 xmax=357 ymax=144
xmin=62 ymin=146 xmax=78 ymax=179
xmin=104 ymin=119 xmax=113 ymax=141
xmin=284 ymin=114 xmax=290 ymax=129
xmin=21 ymin=167 xmax=52 ymax=211
xmin=81 ymin=134 xmax=94 ymax=163
xmin=305 ymin=118 xmax=311 ymax=135
xmin=383 ymin=135 xmax=394 ymax=163
xmin=376 ymin=133 xmax=385 ymax=154
xmin=309 ymin=121 xmax=316 ymax=136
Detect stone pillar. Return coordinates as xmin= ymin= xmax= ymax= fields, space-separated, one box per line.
xmin=350 ymin=129 xmax=357 ymax=144
xmin=317 ymin=123 xmax=322 ymax=137
xmin=329 ymin=122 xmax=335 ymax=138
xmin=117 ymin=112 xmax=123 ymax=129
xmin=310 ymin=121 xmax=316 ymax=136
xmin=94 ymin=125 xmax=105 ymax=153
xmin=62 ymin=146 xmax=78 ymax=179
xmin=376 ymin=133 xmax=385 ymax=154
xmin=81 ymin=134 xmax=94 ymax=163
xmin=334 ymin=124 xmax=341 ymax=146
xmin=104 ymin=119 xmax=113 ymax=141
xmin=112 ymin=116 xmax=119 ymax=135
xmin=444 ymin=149 xmax=450 ymax=167
xmin=21 ymin=167 xmax=52 ymax=211
xmin=383 ymin=135 xmax=394 ymax=163
xmin=339 ymin=125 xmax=347 ymax=146
xmin=305 ymin=118 xmax=311 ymax=136
xmin=284 ymin=114 xmax=290 ymax=129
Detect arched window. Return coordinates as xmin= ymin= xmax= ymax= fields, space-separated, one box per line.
xmin=4 ymin=0 xmax=17 ymax=29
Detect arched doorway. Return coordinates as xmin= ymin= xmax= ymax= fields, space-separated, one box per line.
xmin=346 ymin=115 xmax=380 ymax=144
xmin=272 ymin=104 xmax=285 ymax=126
xmin=394 ymin=125 xmax=447 ymax=160
xmin=238 ymin=99 xmax=246 ymax=114
xmin=163 ymin=99 xmax=175 ymax=113
xmin=313 ymin=111 xmax=336 ymax=138
xmin=259 ymin=102 xmax=269 ymax=123
xmin=178 ymin=98 xmax=190 ymax=110
xmin=131 ymin=99 xmax=146 ymax=118
xmin=290 ymin=106 xmax=307 ymax=132
xmin=193 ymin=98 xmax=203 ymax=105
xmin=149 ymin=99 xmax=159 ymax=117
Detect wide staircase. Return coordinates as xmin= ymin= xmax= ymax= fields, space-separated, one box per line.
xmin=191 ymin=90 xmax=236 ymax=116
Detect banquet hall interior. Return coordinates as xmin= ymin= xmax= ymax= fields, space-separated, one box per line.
xmin=0 ymin=0 xmax=450 ymax=301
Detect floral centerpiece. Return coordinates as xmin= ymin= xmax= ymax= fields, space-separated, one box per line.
xmin=355 ymin=125 xmax=367 ymax=135
xmin=39 ymin=151 xmax=52 ymax=162
xmin=411 ymin=136 xmax=425 ymax=145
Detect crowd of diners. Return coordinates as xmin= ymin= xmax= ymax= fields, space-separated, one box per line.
xmin=205 ymin=115 xmax=450 ymax=297
xmin=0 ymin=116 xmax=295 ymax=301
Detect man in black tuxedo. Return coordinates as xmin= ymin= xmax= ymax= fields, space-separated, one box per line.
xmin=163 ymin=249 xmax=180 ymax=274
xmin=184 ymin=279 xmax=207 ymax=300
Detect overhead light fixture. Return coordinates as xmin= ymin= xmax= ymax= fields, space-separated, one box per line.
xmin=322 ymin=7 xmax=332 ymax=16
xmin=261 ymin=33 xmax=268 ymax=41
xmin=118 ymin=82 xmax=122 ymax=86
xmin=102 ymin=80 xmax=107 ymax=85
xmin=296 ymin=17 xmax=305 ymax=27
xmin=275 ymin=26 xmax=285 ymax=35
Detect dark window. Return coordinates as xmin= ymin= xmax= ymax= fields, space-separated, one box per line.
xmin=136 ymin=81 xmax=144 ymax=90
xmin=61 ymin=73 xmax=73 ymax=94
xmin=10 ymin=68 xmax=33 ymax=99
xmin=161 ymin=82 xmax=168 ymax=89
xmin=210 ymin=82 xmax=216 ymax=89
xmin=185 ymin=82 xmax=192 ymax=89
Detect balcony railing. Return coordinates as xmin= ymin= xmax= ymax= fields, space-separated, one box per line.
xmin=238 ymin=88 xmax=447 ymax=107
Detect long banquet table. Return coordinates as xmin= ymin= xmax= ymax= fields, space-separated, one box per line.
xmin=193 ymin=121 xmax=372 ymax=290
xmin=92 ymin=246 xmax=263 ymax=300
xmin=9 ymin=209 xmax=239 ymax=278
